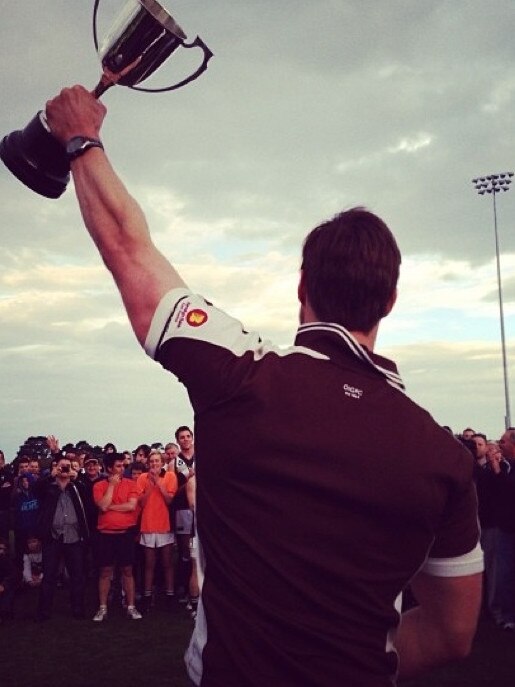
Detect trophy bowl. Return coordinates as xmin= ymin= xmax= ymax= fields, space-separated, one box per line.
xmin=0 ymin=0 xmax=213 ymax=198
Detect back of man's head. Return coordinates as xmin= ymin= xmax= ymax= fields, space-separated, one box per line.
xmin=301 ymin=207 xmax=401 ymax=333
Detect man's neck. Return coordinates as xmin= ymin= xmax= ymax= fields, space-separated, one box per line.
xmin=180 ymin=449 xmax=194 ymax=460
xmin=300 ymin=304 xmax=378 ymax=351
xmin=348 ymin=327 xmax=378 ymax=352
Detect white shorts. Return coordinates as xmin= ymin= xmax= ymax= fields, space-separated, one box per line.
xmin=175 ymin=509 xmax=194 ymax=535
xmin=139 ymin=532 xmax=175 ymax=548
xmin=190 ymin=535 xmax=198 ymax=560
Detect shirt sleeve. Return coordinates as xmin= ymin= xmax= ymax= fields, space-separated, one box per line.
xmin=126 ymin=479 xmax=138 ymax=502
xmin=93 ymin=480 xmax=107 ymax=506
xmin=422 ymin=467 xmax=484 ymax=577
xmin=422 ymin=542 xmax=483 ymax=577
xmin=136 ymin=474 xmax=146 ymax=497
xmin=143 ymin=288 xmax=277 ymax=411
xmin=165 ymin=472 xmax=178 ymax=496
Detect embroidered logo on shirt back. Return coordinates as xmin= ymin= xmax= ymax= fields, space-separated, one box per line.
xmin=343 ymin=383 xmax=363 ymax=399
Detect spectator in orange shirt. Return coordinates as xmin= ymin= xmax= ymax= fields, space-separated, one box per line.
xmin=137 ymin=450 xmax=177 ymax=612
xmin=92 ymin=453 xmax=141 ymax=622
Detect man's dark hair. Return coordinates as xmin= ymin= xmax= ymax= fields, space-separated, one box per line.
xmin=301 ymin=207 xmax=401 ymax=333
xmin=103 ymin=452 xmax=124 ymax=472
xmin=175 ymin=426 xmax=193 ymax=441
xmin=130 ymin=462 xmax=147 ymax=474
xmin=134 ymin=443 xmax=150 ymax=457
xmin=472 ymin=433 xmax=487 ymax=442
xmin=459 ymin=437 xmax=478 ymax=459
xmin=56 ymin=455 xmax=71 ymax=465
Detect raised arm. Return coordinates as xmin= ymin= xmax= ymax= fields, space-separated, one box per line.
xmin=45 ymin=85 xmax=186 ymax=345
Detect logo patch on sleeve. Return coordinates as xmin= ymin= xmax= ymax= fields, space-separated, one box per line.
xmin=186 ymin=309 xmax=208 ymax=327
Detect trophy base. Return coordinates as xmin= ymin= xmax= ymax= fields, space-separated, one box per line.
xmin=0 ymin=112 xmax=70 ymax=199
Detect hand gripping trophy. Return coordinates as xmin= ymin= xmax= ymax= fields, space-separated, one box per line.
xmin=0 ymin=0 xmax=213 ymax=199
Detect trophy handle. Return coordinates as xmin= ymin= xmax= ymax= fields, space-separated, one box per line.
xmin=92 ymin=1 xmax=213 ymax=96
xmin=130 ymin=36 xmax=214 ymax=93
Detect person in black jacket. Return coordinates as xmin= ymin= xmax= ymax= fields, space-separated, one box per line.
xmin=77 ymin=454 xmax=104 ymax=578
xmin=494 ymin=429 xmax=515 ymax=630
xmin=34 ymin=455 xmax=89 ymax=620
xmin=0 ymin=537 xmax=15 ymax=622
xmin=0 ymin=450 xmax=13 ymax=541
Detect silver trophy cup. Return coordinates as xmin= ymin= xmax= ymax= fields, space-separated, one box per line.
xmin=0 ymin=0 xmax=213 ymax=198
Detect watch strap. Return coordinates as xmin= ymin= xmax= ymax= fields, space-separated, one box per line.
xmin=66 ymin=136 xmax=104 ymax=162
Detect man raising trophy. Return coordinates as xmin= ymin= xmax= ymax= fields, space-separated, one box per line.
xmin=43 ymin=79 xmax=483 ymax=686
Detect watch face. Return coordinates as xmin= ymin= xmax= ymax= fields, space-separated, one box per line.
xmin=66 ymin=136 xmax=103 ymax=160
xmin=67 ymin=137 xmax=88 ymax=155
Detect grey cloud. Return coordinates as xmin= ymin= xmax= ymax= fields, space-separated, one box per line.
xmin=482 ymin=276 xmax=515 ymax=305
xmin=0 ymin=336 xmax=192 ymax=459
xmin=388 ymin=340 xmax=515 ymax=438
xmin=2 ymin=1 xmax=515 ymax=457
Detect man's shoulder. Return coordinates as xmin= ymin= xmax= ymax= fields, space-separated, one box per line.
xmin=146 ymin=289 xmax=277 ymax=364
xmin=93 ymin=476 xmax=109 ymax=492
xmin=120 ymin=477 xmax=138 ymax=495
xmin=69 ymin=479 xmax=87 ymax=495
xmin=163 ymin=471 xmax=178 ymax=487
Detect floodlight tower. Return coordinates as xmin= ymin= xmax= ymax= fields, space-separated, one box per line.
xmin=471 ymin=172 xmax=514 ymax=429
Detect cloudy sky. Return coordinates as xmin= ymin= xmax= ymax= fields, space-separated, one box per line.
xmin=1 ymin=0 xmax=515 ymax=459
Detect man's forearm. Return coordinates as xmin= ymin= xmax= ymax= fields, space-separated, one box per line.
xmin=108 ymin=501 xmax=136 ymax=513
xmin=96 ymin=485 xmax=114 ymax=512
xmin=70 ymin=150 xmax=185 ymax=344
xmin=45 ymin=86 xmax=186 ymax=346
xmin=71 ymin=151 xmax=151 ymax=264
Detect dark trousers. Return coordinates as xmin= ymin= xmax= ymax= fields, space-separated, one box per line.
xmin=0 ymin=585 xmax=15 ymax=619
xmin=38 ymin=538 xmax=85 ymax=617
xmin=0 ymin=510 xmax=10 ymax=541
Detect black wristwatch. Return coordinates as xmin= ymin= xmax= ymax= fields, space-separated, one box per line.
xmin=66 ymin=136 xmax=104 ymax=162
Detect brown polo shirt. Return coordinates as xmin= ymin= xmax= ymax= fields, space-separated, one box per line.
xmin=145 ymin=288 xmax=482 ymax=687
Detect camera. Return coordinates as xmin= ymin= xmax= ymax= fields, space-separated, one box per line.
xmin=60 ymin=465 xmax=70 ymax=473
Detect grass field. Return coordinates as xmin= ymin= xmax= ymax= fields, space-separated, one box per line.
xmin=4 ymin=581 xmax=515 ymax=687
xmin=4 ymin=582 xmax=193 ymax=687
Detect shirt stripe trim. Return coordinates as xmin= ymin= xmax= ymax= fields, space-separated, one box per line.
xmin=298 ymin=322 xmax=405 ymax=392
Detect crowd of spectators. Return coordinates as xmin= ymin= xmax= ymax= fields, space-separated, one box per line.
xmin=2 ymin=423 xmax=515 ymax=632
xmin=0 ymin=427 xmax=197 ymax=624
xmin=465 ymin=425 xmax=515 ymax=631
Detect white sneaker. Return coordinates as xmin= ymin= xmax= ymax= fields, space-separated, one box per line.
xmin=127 ymin=606 xmax=142 ymax=620
xmin=92 ymin=607 xmax=107 ymax=622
